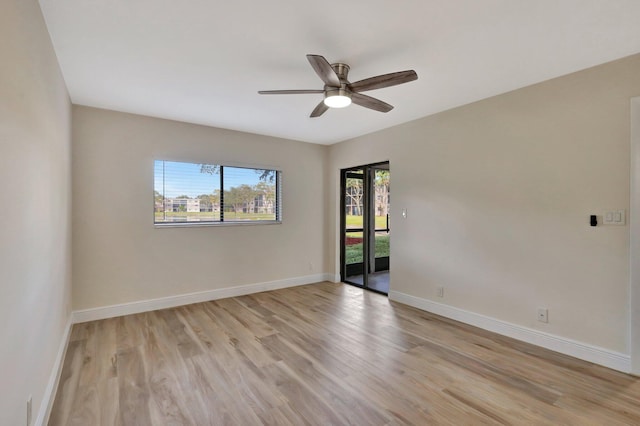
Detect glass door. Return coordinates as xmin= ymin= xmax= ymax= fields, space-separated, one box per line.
xmin=343 ymin=168 xmax=365 ymax=285
xmin=341 ymin=162 xmax=390 ymax=294
xmin=369 ymin=166 xmax=390 ymax=293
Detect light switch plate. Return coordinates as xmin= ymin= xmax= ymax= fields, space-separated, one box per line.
xmin=603 ymin=209 xmax=625 ymax=225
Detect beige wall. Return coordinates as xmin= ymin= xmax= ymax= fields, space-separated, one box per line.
xmin=329 ymin=54 xmax=640 ymax=353
xmin=0 ymin=0 xmax=72 ymax=424
xmin=72 ymin=106 xmax=328 ymax=310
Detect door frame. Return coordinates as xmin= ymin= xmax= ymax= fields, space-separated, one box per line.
xmin=630 ymin=97 xmax=640 ymax=375
xmin=340 ymin=161 xmax=389 ymax=294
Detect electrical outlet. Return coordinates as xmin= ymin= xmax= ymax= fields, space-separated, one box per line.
xmin=27 ymin=395 xmax=32 ymax=426
xmin=538 ymin=308 xmax=548 ymax=323
xmin=437 ymin=287 xmax=444 ymax=298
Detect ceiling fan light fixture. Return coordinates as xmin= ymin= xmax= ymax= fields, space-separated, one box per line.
xmin=324 ymin=88 xmax=352 ymax=108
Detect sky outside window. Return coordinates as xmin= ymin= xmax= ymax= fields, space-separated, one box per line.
xmin=154 ymin=161 xmax=266 ymax=198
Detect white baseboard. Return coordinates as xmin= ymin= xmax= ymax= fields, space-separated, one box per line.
xmin=389 ymin=290 xmax=631 ymax=373
xmin=35 ymin=315 xmax=73 ymax=426
xmin=72 ymin=273 xmax=334 ymax=324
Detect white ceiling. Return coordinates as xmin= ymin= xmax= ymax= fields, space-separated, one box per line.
xmin=39 ymin=0 xmax=640 ymax=145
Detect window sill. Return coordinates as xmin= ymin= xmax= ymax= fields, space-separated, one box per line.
xmin=154 ymin=220 xmax=282 ymax=229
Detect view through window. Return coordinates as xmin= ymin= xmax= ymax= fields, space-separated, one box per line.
xmin=154 ymin=160 xmax=280 ymax=224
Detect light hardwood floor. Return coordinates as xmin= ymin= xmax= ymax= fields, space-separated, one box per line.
xmin=50 ymin=282 xmax=640 ymax=425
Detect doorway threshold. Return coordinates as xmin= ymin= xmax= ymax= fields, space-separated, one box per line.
xmin=345 ymin=271 xmax=390 ymax=295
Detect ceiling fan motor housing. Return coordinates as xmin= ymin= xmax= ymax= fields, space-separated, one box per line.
xmin=331 ymin=63 xmax=350 ymax=84
xmin=323 ymin=63 xmax=352 ymax=107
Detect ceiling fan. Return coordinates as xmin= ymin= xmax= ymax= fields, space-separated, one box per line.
xmin=258 ymin=54 xmax=418 ymax=118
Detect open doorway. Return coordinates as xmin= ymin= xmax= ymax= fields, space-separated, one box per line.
xmin=340 ymin=162 xmax=390 ymax=294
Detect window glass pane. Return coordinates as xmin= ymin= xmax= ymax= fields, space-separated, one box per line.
xmin=345 ymin=173 xmax=364 ymax=230
xmin=154 ymin=160 xmax=221 ymax=223
xmin=223 ymin=166 xmax=278 ymax=221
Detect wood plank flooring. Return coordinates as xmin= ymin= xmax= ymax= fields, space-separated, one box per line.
xmin=49 ymin=282 xmax=640 ymax=425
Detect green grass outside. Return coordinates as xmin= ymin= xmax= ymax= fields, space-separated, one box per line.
xmin=345 ymin=215 xmax=388 ymax=230
xmin=155 ymin=211 xmax=275 ymax=221
xmin=344 ymin=215 xmax=390 ymax=264
xmin=345 ymin=235 xmax=390 ymax=264
xmin=155 ymin=213 xmax=384 ymax=223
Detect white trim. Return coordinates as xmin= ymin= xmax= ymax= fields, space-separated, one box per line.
xmin=154 ymin=220 xmax=282 ymax=228
xmin=35 ymin=316 xmax=73 ymax=426
xmin=630 ymin=97 xmax=640 ymax=375
xmin=72 ymin=273 xmax=333 ymax=323
xmin=389 ymin=291 xmax=631 ymax=373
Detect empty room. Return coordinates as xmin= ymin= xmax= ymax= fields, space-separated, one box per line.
xmin=4 ymin=0 xmax=640 ymax=424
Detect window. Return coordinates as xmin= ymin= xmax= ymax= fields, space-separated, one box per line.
xmin=154 ymin=160 xmax=281 ymax=225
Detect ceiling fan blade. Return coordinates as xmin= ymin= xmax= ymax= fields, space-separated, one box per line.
xmin=310 ymin=101 xmax=329 ymax=118
xmin=351 ymin=92 xmax=394 ymax=113
xmin=258 ymin=89 xmax=324 ymax=95
xmin=349 ymin=70 xmax=418 ymax=92
xmin=307 ymin=54 xmax=341 ymax=87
